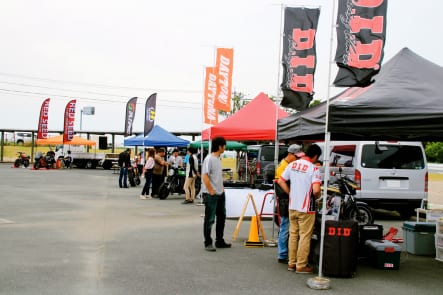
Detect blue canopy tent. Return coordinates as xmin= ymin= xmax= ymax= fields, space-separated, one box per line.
xmin=124 ymin=125 xmax=190 ymax=147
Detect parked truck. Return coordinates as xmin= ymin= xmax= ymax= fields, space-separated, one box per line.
xmin=54 ymin=145 xmax=105 ymax=169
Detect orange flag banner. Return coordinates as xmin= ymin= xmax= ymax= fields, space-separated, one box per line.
xmin=203 ymin=67 xmax=218 ymax=125
xmin=215 ymin=48 xmax=234 ymax=112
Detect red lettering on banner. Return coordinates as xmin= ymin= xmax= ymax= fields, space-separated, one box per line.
xmin=352 ymin=0 xmax=384 ymax=7
xmin=349 ymin=40 xmax=383 ymax=69
xmin=343 ymin=228 xmax=351 ymax=237
xmin=290 ymin=74 xmax=313 ymax=93
xmin=328 ymin=227 xmax=336 ymax=236
xmin=290 ymin=55 xmax=315 ymax=68
xmin=292 ymin=29 xmax=316 ymax=50
xmin=288 ymin=27 xmax=316 ymax=94
xmin=350 ymin=15 xmax=383 ymax=34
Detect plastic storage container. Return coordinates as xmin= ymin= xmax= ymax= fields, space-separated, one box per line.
xmin=365 ymin=239 xmax=401 ymax=270
xmin=402 ymin=222 xmax=436 ymax=255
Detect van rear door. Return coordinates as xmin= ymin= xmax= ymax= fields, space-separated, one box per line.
xmin=358 ymin=142 xmax=427 ymax=202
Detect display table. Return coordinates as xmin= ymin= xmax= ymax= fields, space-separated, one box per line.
xmin=225 ymin=187 xmax=275 ymax=218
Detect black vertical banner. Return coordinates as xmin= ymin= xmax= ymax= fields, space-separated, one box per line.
xmin=281 ymin=7 xmax=320 ymax=111
xmin=144 ymin=93 xmax=157 ymax=136
xmin=124 ymin=97 xmax=137 ymax=137
xmin=334 ymin=0 xmax=388 ymax=87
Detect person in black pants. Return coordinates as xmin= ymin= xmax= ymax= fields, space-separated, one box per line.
xmin=151 ymin=148 xmax=168 ymax=197
xmin=118 ymin=148 xmax=131 ymax=188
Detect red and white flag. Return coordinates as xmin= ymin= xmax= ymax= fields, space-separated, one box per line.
xmin=37 ymin=98 xmax=50 ymax=139
xmin=214 ymin=48 xmax=234 ymax=112
xmin=203 ymin=67 xmax=218 ymax=125
xmin=63 ymin=100 xmax=76 ymax=142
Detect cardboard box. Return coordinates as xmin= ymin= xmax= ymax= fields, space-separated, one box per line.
xmin=403 ymin=222 xmax=436 ymax=256
xmin=365 ymin=239 xmax=401 ymax=270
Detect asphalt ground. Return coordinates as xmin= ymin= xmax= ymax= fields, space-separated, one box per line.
xmin=1 ymin=164 xmax=443 ymax=295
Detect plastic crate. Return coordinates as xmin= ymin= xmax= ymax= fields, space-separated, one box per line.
xmin=365 ymin=239 xmax=401 ymax=270
xmin=403 ymin=222 xmax=436 ymax=256
xmin=436 ymin=246 xmax=443 ymax=262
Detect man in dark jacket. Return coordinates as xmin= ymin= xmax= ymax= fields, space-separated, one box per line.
xmin=118 ymin=148 xmax=131 ymax=188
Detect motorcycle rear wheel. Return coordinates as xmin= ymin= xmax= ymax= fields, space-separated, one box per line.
xmin=348 ymin=205 xmax=374 ymax=225
xmin=23 ymin=159 xmax=30 ymax=168
xmin=158 ymin=183 xmax=170 ymax=200
xmin=14 ymin=159 xmax=20 ymax=168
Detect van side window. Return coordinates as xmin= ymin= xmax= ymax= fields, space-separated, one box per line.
xmin=329 ymin=145 xmax=355 ymax=167
xmin=361 ymin=145 xmax=425 ymax=169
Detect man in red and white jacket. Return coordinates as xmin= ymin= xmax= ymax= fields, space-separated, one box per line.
xmin=277 ymin=144 xmax=322 ymax=274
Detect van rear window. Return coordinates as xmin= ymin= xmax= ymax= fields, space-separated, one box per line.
xmin=361 ymin=145 xmax=425 ymax=169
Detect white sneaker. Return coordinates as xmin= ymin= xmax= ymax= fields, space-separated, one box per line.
xmin=140 ymin=195 xmax=147 ymax=200
xmin=145 ymin=195 xmax=153 ymax=199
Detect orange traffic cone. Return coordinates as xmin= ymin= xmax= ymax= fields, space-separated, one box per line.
xmin=244 ymin=215 xmax=264 ymax=247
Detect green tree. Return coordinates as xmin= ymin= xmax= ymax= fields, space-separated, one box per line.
xmin=425 ymin=142 xmax=443 ymax=163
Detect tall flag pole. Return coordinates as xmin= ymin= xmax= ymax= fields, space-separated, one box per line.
xmin=333 ymin=0 xmax=388 ymax=87
xmin=124 ymin=97 xmax=138 ymax=137
xmin=144 ymin=93 xmax=157 ymax=136
xmin=203 ymin=67 xmax=218 ymax=125
xmin=214 ymin=48 xmax=234 ymax=112
xmin=280 ymin=7 xmax=320 ymax=111
xmin=37 ymin=98 xmax=50 ymax=139
xmin=63 ymin=99 xmax=76 ymax=143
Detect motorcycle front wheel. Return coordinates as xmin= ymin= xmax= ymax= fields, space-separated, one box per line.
xmin=348 ymin=205 xmax=374 ymax=225
xmin=158 ymin=183 xmax=170 ymax=200
xmin=23 ymin=159 xmax=30 ymax=168
xmin=14 ymin=159 xmax=21 ymax=168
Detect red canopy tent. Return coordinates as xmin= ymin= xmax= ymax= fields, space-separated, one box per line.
xmin=202 ymin=92 xmax=289 ymax=141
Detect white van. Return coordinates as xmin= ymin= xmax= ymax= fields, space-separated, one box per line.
xmin=317 ymin=141 xmax=427 ymax=218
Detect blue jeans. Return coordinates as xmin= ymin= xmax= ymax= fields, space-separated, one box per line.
xmin=278 ymin=216 xmax=289 ymax=259
xmin=119 ymin=167 xmax=128 ymax=187
xmin=203 ymin=192 xmax=226 ymax=247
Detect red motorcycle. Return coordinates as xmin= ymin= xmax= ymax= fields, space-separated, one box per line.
xmin=14 ymin=152 xmax=30 ymax=168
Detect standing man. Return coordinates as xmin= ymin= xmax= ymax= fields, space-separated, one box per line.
xmin=152 ymin=147 xmax=168 ymax=197
xmin=275 ymin=144 xmax=305 ymax=264
xmin=118 ymin=148 xmax=131 ymax=188
xmin=182 ymin=146 xmax=200 ymax=204
xmin=168 ymin=148 xmax=183 ymax=168
xmin=278 ymin=144 xmax=322 ymax=274
xmin=202 ymin=137 xmax=231 ymax=252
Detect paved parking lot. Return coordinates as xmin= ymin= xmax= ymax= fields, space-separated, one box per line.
xmin=1 ymin=164 xmax=442 ymax=295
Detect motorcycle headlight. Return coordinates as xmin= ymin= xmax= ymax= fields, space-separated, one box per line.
xmin=168 ymin=169 xmax=175 ymax=176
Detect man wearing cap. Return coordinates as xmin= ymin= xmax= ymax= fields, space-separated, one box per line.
xmin=275 ymin=144 xmax=305 ymax=264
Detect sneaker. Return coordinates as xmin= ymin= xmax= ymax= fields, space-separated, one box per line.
xmin=287 ymin=264 xmax=296 ymax=272
xmin=296 ymin=265 xmax=314 ymax=274
xmin=205 ymin=245 xmax=216 ymax=252
xmin=278 ymin=258 xmax=289 ymax=264
xmin=215 ymin=240 xmax=232 ymax=248
xmin=145 ymin=195 xmax=153 ymax=199
xmin=139 ymin=195 xmax=146 ymax=200
xmin=182 ymin=200 xmax=191 ymax=204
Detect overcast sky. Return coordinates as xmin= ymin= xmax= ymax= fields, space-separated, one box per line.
xmin=1 ymin=0 xmax=442 ymax=136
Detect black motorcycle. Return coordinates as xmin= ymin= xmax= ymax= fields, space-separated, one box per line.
xmin=320 ymin=168 xmax=374 ymax=225
xmin=128 ymin=162 xmax=141 ymax=187
xmin=14 ymin=152 xmax=30 ymax=168
xmin=158 ymin=166 xmax=186 ymax=200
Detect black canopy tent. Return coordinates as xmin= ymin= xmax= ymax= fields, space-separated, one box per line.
xmin=278 ymin=48 xmax=443 ymax=142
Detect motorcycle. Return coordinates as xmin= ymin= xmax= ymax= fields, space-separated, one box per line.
xmin=158 ymin=166 xmax=186 ymax=200
xmin=14 ymin=152 xmax=30 ymax=168
xmin=319 ymin=168 xmax=374 ymax=225
xmin=33 ymin=151 xmax=55 ymax=170
xmin=128 ymin=161 xmax=141 ymax=187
